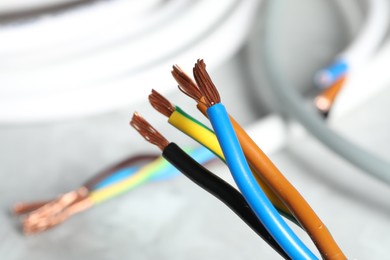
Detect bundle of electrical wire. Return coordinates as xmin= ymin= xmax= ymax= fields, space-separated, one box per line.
xmin=0 ymin=0 xmax=260 ymax=123
xmin=130 ymin=59 xmax=346 ymax=259
xmin=12 ymin=147 xmax=216 ymax=234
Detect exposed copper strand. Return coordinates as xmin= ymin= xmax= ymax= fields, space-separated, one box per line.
xmin=171 ymin=64 xmax=203 ymax=103
xmin=130 ymin=112 xmax=169 ymax=151
xmin=193 ymin=59 xmax=221 ymax=107
xmin=314 ymin=76 xmax=346 ymax=117
xmin=13 ymin=200 xmax=54 ymax=215
xmin=24 ymin=187 xmax=88 ymax=222
xmin=148 ymin=89 xmax=175 ymax=117
xmin=23 ymin=197 xmax=92 ymax=235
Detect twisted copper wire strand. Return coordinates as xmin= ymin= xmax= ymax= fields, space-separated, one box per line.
xmin=314 ymin=76 xmax=346 ymax=117
xmin=130 ymin=112 xmax=169 ymax=151
xmin=148 ymin=89 xmax=175 ymax=117
xmin=23 ymin=190 xmax=87 ymax=234
xmin=171 ymin=64 xmax=204 ymax=104
xmin=25 ymin=187 xmax=88 ymax=222
xmin=24 ymin=197 xmax=92 ymax=234
xmin=13 ymin=201 xmax=51 ymax=215
xmin=193 ymin=59 xmax=220 ymax=106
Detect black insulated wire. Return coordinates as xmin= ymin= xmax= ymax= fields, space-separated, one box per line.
xmin=162 ymin=143 xmax=290 ymax=260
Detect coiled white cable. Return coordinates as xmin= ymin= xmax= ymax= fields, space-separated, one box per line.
xmin=0 ymin=0 xmax=260 ymax=123
xmin=0 ymin=0 xmax=178 ymax=66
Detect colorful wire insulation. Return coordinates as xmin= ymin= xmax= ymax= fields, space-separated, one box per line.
xmin=172 ymin=61 xmax=345 ymax=259
xmin=148 ymin=89 xmax=296 ymax=223
xmin=207 ymin=103 xmax=316 ymax=260
xmin=163 ymin=143 xmax=290 ymax=260
xmin=190 ymin=60 xmax=317 ymax=260
xmin=167 ymin=106 xmax=298 ymax=225
xmin=14 ymin=147 xmax=215 ymax=234
xmin=130 ymin=113 xmax=291 ymax=259
xmin=90 ymin=147 xmax=215 ymax=204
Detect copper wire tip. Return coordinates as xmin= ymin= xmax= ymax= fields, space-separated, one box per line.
xmin=23 ymin=187 xmax=88 ymax=224
xmin=314 ymin=96 xmax=331 ymax=114
xmin=193 ymin=59 xmax=221 ymax=107
xmin=22 ymin=197 xmax=92 ymax=235
xmin=148 ymin=89 xmax=175 ymax=118
xmin=12 ymin=201 xmax=51 ymax=216
xmin=172 ymin=64 xmax=203 ymax=103
xmin=130 ymin=112 xmax=169 ymax=151
xmin=314 ymin=76 xmax=346 ymax=117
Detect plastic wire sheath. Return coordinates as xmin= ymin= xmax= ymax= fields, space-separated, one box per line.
xmin=89 ymin=157 xmax=168 ymax=204
xmin=93 ymin=146 xmax=216 ymax=189
xmin=83 ymin=154 xmax=158 ymax=190
xmin=169 ymin=108 xmax=224 ymax=160
xmin=90 ymin=147 xmax=217 ymax=204
xmin=169 ymin=107 xmax=297 ymax=224
xmin=162 ymin=143 xmax=290 ymax=259
xmin=207 ymin=103 xmax=317 ymax=260
xmin=13 ymin=155 xmax=158 ymax=215
xmin=93 ymin=166 xmax=140 ymax=190
xmin=231 ymin=112 xmax=344 ymax=259
xmin=198 ymin=102 xmax=344 ymax=259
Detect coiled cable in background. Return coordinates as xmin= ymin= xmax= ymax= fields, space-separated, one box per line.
xmin=315 ymin=0 xmax=389 ymax=88
xmin=0 ymin=0 xmax=260 ymax=123
xmin=250 ymin=0 xmax=390 ymax=184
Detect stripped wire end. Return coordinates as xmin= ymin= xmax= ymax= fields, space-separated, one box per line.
xmin=130 ymin=112 xmax=169 ymax=151
xmin=25 ymin=187 xmax=88 ymax=221
xmin=314 ymin=76 xmax=346 ymax=118
xmin=148 ymin=89 xmax=175 ymax=118
xmin=12 ymin=201 xmax=52 ymax=216
xmin=23 ymin=197 xmax=92 ymax=235
xmin=193 ymin=59 xmax=221 ymax=107
xmin=172 ymin=64 xmax=204 ymax=104
xmin=21 ymin=187 xmax=88 ymax=234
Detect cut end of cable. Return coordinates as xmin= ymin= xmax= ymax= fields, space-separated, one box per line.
xmin=314 ymin=96 xmax=331 ymax=115
xmin=148 ymin=89 xmax=175 ymax=118
xmin=12 ymin=201 xmax=51 ymax=216
xmin=193 ymin=59 xmax=221 ymax=107
xmin=23 ymin=198 xmax=92 ymax=235
xmin=21 ymin=188 xmax=90 ymax=235
xmin=171 ymin=64 xmax=203 ymax=103
xmin=130 ymin=112 xmax=169 ymax=151
xmin=314 ymin=76 xmax=346 ymax=118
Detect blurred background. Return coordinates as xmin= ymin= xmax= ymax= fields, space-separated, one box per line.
xmin=1 ymin=0 xmax=390 ymax=259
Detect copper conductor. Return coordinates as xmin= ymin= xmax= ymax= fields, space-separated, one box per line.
xmin=130 ymin=112 xmax=169 ymax=151
xmin=314 ymin=76 xmax=346 ymax=115
xmin=172 ymin=64 xmax=204 ymax=104
xmin=193 ymin=59 xmax=221 ymax=107
xmin=13 ymin=201 xmax=51 ymax=215
xmin=148 ymin=89 xmax=175 ymax=117
xmin=23 ymin=197 xmax=93 ymax=235
xmin=23 ymin=187 xmax=88 ymax=225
